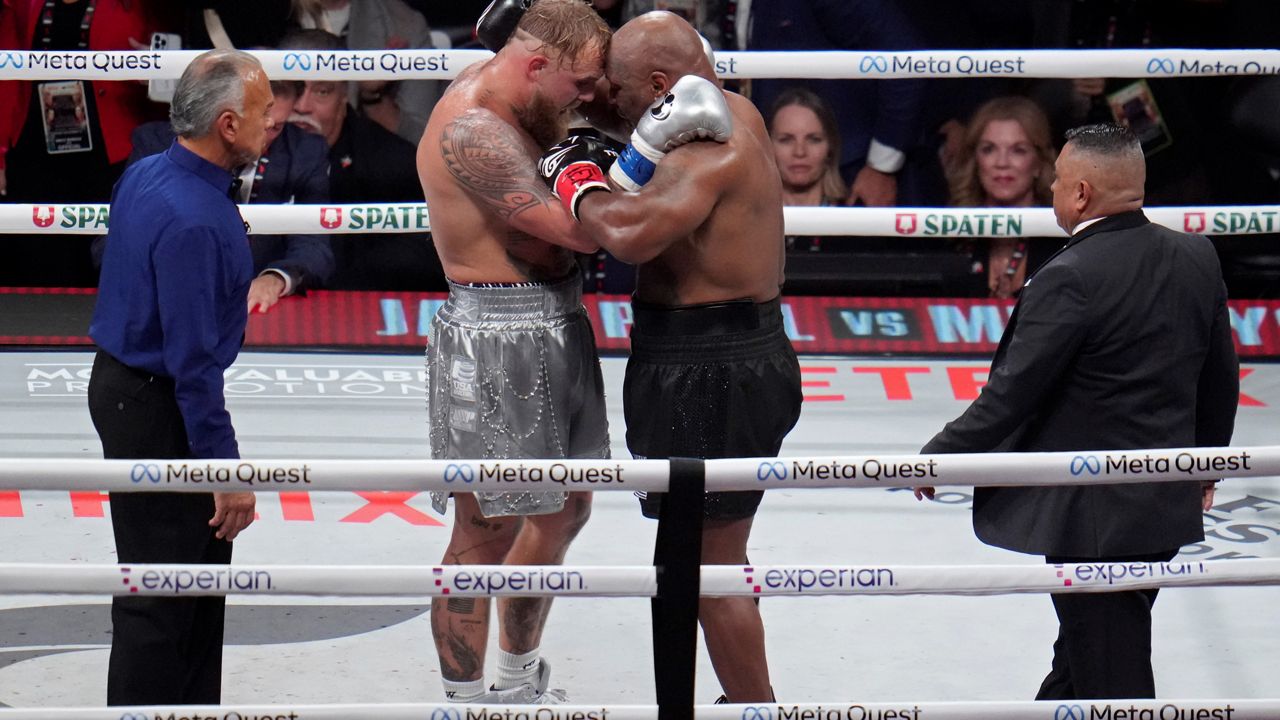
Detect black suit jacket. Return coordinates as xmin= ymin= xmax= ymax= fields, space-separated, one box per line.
xmin=922 ymin=211 xmax=1239 ymax=558
xmin=102 ymin=122 xmax=335 ymax=292
xmin=749 ymin=0 xmax=925 ymax=173
xmin=327 ymin=110 xmax=443 ymax=291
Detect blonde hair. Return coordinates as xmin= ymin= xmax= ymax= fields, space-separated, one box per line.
xmin=767 ymin=87 xmax=848 ymax=204
xmin=947 ymin=96 xmax=1055 ymax=207
xmin=517 ymin=0 xmax=611 ymax=65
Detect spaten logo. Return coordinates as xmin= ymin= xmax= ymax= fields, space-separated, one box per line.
xmin=130 ymin=463 xmax=161 ymax=484
xmin=757 ymin=461 xmax=786 ymax=481
xmin=895 ymin=212 xmax=918 ymax=235
xmin=1055 ymin=704 xmax=1086 ymax=720
xmin=1184 ymin=212 xmax=1206 ymax=233
xmin=319 ymin=207 xmax=343 ymax=229
xmin=1069 ymin=456 xmax=1101 ymax=476
xmin=1146 ymin=57 xmax=1177 ymax=75
xmin=32 ymin=206 xmax=55 ymax=228
xmin=283 ymin=52 xmax=313 ymax=71
xmin=444 ymin=463 xmax=475 ymax=483
xmin=859 ymin=55 xmax=890 ymax=74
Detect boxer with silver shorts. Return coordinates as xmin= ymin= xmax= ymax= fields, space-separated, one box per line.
xmin=427 ymin=273 xmax=609 ymax=518
xmin=414 ymin=0 xmax=611 ymax=705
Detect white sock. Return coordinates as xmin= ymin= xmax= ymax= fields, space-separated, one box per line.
xmin=493 ymin=648 xmax=541 ymax=690
xmin=442 ymin=677 xmax=487 ymax=703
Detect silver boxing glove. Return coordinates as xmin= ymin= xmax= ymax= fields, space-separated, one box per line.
xmin=608 ymin=74 xmax=733 ymax=191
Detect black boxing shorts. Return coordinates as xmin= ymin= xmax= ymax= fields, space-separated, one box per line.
xmin=624 ymin=296 xmax=803 ymax=521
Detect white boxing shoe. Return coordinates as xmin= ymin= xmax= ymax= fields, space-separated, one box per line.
xmin=488 ymin=658 xmax=568 ymax=704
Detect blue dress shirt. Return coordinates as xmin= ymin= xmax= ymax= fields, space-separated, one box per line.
xmin=90 ymin=141 xmax=253 ymax=459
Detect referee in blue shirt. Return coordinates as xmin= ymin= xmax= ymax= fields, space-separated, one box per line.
xmin=88 ymin=49 xmax=274 ymax=705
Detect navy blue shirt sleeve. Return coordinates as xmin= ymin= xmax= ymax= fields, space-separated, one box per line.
xmin=155 ymin=224 xmax=242 ymax=459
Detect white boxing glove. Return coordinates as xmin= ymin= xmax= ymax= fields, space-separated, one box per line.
xmin=608 ymin=74 xmax=733 ymax=191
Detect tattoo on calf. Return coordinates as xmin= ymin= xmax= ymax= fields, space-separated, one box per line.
xmin=502 ymin=597 xmax=545 ymax=651
xmin=448 ymin=597 xmax=478 ymax=614
xmin=441 ymin=111 xmax=551 ymax=222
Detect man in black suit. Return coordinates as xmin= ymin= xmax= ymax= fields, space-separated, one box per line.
xmin=94 ymin=79 xmax=334 ymax=312
xmin=280 ymin=28 xmax=444 ymax=291
xmin=915 ymin=123 xmax=1239 ymax=700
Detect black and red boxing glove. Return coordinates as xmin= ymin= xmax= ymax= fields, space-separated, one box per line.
xmin=538 ymin=135 xmax=619 ymax=220
xmin=476 ymin=0 xmax=532 ymax=52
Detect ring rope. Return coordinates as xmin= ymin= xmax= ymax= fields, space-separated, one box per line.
xmin=0 ymin=446 xmax=1271 ymax=493
xmin=5 ymin=700 xmax=1280 ymax=720
xmin=1 ymin=48 xmax=1278 ymax=80
xmin=3 ymin=559 xmax=1278 ymax=597
xmin=6 ymin=204 xmax=1276 ymax=238
xmin=1 ymin=39 xmax=1273 ymax=720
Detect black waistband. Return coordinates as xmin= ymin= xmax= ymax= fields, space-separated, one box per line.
xmin=93 ymin=350 xmax=175 ymax=390
xmin=631 ymin=296 xmax=783 ymax=337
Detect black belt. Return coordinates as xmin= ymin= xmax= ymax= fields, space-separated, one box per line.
xmin=95 ymin=349 xmax=174 ymax=390
xmin=631 ymin=296 xmax=783 ymax=337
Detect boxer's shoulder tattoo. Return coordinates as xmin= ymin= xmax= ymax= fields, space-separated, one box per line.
xmin=441 ymin=110 xmax=551 ymax=222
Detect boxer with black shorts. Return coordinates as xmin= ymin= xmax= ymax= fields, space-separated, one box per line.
xmin=538 ymin=12 xmax=801 ymax=703
xmin=416 ymin=0 xmax=611 ymax=705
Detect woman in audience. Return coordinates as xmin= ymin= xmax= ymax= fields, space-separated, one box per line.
xmin=946 ymin=96 xmax=1057 ymax=298
xmin=768 ymin=87 xmax=847 ymax=252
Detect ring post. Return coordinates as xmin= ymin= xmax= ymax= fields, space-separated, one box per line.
xmin=651 ymin=457 xmax=705 ymax=720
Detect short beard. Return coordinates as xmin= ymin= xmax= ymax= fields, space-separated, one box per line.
xmin=514 ymin=89 xmax=567 ymax=149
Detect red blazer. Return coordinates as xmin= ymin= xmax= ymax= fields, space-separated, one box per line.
xmin=0 ymin=0 xmax=175 ymax=169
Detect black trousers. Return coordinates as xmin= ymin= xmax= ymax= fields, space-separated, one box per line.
xmin=87 ymin=350 xmax=231 ymax=705
xmin=1036 ymin=549 xmax=1179 ymax=700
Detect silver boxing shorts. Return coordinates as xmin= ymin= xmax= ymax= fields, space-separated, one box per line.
xmin=427 ymin=273 xmax=610 ymax=517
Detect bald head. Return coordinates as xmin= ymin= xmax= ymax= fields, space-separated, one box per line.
xmin=607 ymin=12 xmax=716 ymax=126
xmin=613 ymin=12 xmax=710 ymax=78
xmin=1051 ymin=123 xmax=1146 ymax=234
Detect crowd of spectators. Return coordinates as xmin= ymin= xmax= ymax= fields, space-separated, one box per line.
xmin=1 ymin=0 xmax=1278 ymax=298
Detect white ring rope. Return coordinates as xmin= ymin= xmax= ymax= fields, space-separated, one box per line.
xmin=0 ymin=446 xmax=1271 ymax=493
xmin=4 ymin=702 xmax=1280 ymax=720
xmin=5 ymin=701 xmax=1280 ymax=720
xmin=4 ymin=204 xmax=1278 ymax=238
xmin=2 ymin=41 xmax=1274 ymax=720
xmin=2 ymin=559 xmax=1278 ymax=597
xmin=1 ymin=48 xmax=1278 ymax=80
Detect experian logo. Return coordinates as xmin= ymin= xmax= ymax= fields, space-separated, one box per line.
xmin=1069 ymin=455 xmax=1101 ymax=476
xmin=444 ymin=463 xmax=475 ymax=483
xmin=130 ymin=463 xmax=161 ymax=484
xmin=757 ymin=461 xmax=786 ymax=481
xmin=283 ymin=52 xmax=313 ymax=71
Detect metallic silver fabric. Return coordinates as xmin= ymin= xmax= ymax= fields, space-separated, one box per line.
xmin=427 ymin=274 xmax=610 ymax=518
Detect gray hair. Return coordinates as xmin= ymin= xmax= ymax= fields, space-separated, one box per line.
xmin=1065 ymin=123 xmax=1143 ymax=160
xmin=170 ymin=49 xmax=263 ymax=139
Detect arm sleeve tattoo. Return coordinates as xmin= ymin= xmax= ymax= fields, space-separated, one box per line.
xmin=440 ymin=110 xmax=553 ymax=222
